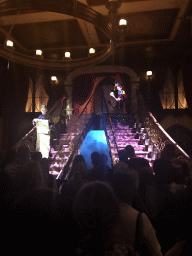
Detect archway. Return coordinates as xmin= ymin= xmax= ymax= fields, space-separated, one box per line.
xmin=69 ymin=65 xmax=139 ymax=115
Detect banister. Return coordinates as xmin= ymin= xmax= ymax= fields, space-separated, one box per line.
xmin=52 ymin=82 xmax=96 ymax=164
xmin=102 ymin=90 xmax=119 ymax=165
xmin=137 ymin=90 xmax=190 ymax=159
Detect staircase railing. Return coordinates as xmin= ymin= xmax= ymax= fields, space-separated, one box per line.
xmin=56 ymin=88 xmax=97 ymax=180
xmin=102 ymin=91 xmax=119 ymax=165
xmin=137 ymin=91 xmax=190 ymax=159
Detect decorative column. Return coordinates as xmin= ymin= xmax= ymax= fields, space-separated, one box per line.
xmin=65 ymin=85 xmax=73 ymax=116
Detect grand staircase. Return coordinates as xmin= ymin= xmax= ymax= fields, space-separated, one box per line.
xmin=105 ymin=114 xmax=159 ymax=167
xmin=49 ymin=112 xmax=161 ymax=177
xmin=49 ymin=114 xmax=92 ymax=176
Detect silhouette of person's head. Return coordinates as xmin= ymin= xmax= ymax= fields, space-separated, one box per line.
xmin=118 ymin=149 xmax=128 ymax=162
xmin=91 ymin=151 xmax=101 ymax=167
xmin=125 ymin=145 xmax=136 ymax=158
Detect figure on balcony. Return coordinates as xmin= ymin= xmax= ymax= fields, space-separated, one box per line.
xmin=109 ymin=80 xmax=125 ymax=112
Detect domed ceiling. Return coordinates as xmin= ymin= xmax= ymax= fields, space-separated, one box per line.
xmin=0 ymin=0 xmax=191 ymax=69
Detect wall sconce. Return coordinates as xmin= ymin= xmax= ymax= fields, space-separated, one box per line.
xmin=89 ymin=48 xmax=95 ymax=55
xmin=35 ymin=49 xmax=43 ymax=59
xmin=51 ymin=76 xmax=59 ymax=84
xmin=146 ymin=71 xmax=152 ymax=76
xmin=146 ymin=71 xmax=153 ymax=81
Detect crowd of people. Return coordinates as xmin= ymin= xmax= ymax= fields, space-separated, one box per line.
xmin=0 ymin=143 xmax=192 ymax=256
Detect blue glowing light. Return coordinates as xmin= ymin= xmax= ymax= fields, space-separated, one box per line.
xmin=80 ymin=130 xmax=111 ymax=169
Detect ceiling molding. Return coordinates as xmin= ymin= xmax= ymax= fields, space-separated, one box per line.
xmin=0 ymin=0 xmax=113 ymax=68
xmin=0 ymin=42 xmax=113 ymax=69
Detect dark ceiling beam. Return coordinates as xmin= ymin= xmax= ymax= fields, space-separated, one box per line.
xmin=170 ymin=0 xmax=191 ymax=40
xmin=93 ymin=0 xmax=181 ymax=16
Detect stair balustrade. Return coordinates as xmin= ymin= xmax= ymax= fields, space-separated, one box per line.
xmin=137 ymin=92 xmax=190 ymax=159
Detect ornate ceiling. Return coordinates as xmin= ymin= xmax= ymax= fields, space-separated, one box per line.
xmin=0 ymin=0 xmax=191 ymax=69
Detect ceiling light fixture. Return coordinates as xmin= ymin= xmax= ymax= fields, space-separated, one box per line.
xmin=65 ymin=52 xmax=71 ymax=58
xmin=119 ymin=19 xmax=127 ymax=26
xmin=89 ymin=48 xmax=95 ymax=54
xmin=35 ymin=49 xmax=44 ymax=59
xmin=6 ymin=40 xmax=14 ymax=47
xmin=36 ymin=49 xmax=42 ymax=56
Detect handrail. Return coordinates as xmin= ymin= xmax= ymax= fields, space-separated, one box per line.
xmin=52 ymin=84 xmax=96 ymax=164
xmin=149 ymin=112 xmax=190 ymax=159
xmin=56 ymin=113 xmax=96 ymax=181
xmin=13 ymin=126 xmax=36 ymax=150
xmin=102 ymin=91 xmax=119 ymax=165
xmin=137 ymin=90 xmax=190 ymax=159
xmin=55 ymin=89 xmax=99 ymax=181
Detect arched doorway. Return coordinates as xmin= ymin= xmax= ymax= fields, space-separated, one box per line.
xmin=66 ymin=65 xmax=139 ymax=115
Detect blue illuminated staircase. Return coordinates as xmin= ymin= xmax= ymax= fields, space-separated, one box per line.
xmin=49 ymin=113 xmax=160 ymax=176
